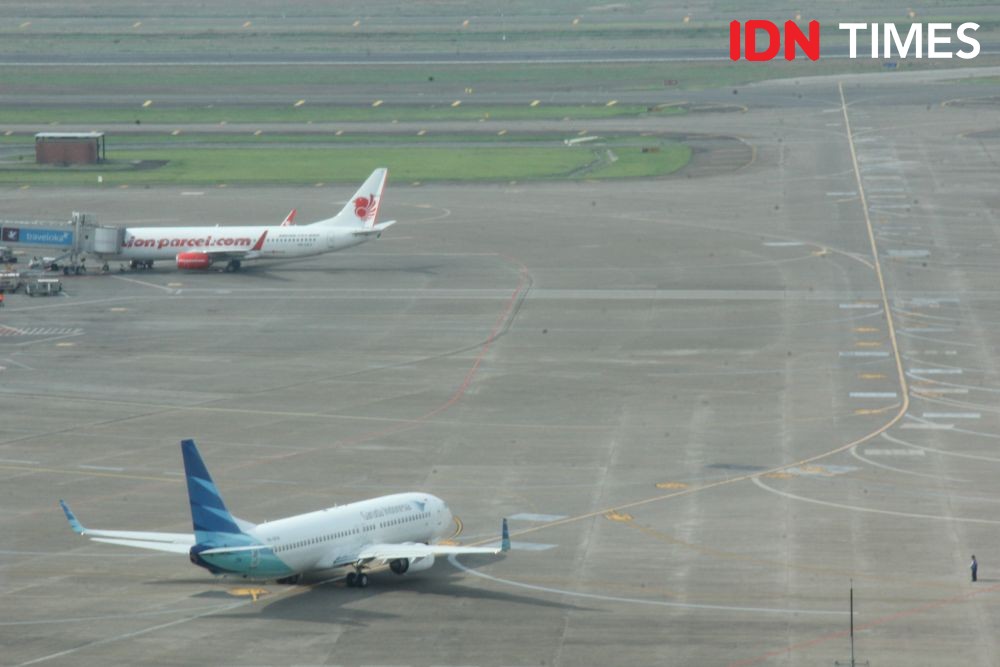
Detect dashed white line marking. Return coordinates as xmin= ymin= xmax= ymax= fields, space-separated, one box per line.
xmin=849 ymin=392 xmax=898 ymax=398
xmin=909 ymin=297 xmax=960 ymax=306
xmin=752 ymin=477 xmax=1000 ymax=524
xmin=482 ymin=541 xmax=557 ymax=551
xmin=922 ymin=412 xmax=980 ymax=419
xmin=0 ymin=327 xmax=83 ymax=337
xmin=446 ymin=556 xmax=847 ymax=616
xmin=508 ymin=513 xmax=569 ymax=522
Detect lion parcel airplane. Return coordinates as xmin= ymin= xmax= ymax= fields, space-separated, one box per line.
xmin=60 ymin=439 xmax=509 ymax=586
xmin=102 ymin=169 xmax=394 ymax=272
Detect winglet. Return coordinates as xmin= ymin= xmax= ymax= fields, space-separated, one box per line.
xmin=59 ymin=500 xmax=86 ymax=534
xmin=280 ymin=209 xmax=296 ymax=226
xmin=251 ymin=230 xmax=268 ymax=252
xmin=500 ymin=518 xmax=510 ymax=553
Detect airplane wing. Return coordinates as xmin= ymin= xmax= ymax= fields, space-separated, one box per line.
xmin=352 ymin=220 xmax=396 ymax=238
xmin=199 ymin=229 xmax=270 ymax=261
xmin=60 ymin=500 xmax=195 ymax=554
xmin=354 ymin=518 xmax=510 ymax=565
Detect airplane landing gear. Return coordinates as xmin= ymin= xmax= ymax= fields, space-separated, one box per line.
xmin=345 ymin=571 xmax=369 ymax=588
xmin=224 ymin=260 xmax=242 ymax=272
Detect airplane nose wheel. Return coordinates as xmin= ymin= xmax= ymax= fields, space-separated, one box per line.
xmin=345 ymin=571 xmax=368 ymax=588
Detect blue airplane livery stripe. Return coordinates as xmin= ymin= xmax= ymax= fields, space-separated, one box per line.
xmin=181 ymin=439 xmax=242 ymax=536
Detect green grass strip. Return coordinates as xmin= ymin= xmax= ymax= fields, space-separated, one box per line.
xmin=0 ymin=142 xmax=691 ymax=185
xmin=0 ymin=104 xmax=683 ymax=126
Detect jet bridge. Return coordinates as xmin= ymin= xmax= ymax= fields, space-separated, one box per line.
xmin=0 ymin=211 xmax=124 ymax=274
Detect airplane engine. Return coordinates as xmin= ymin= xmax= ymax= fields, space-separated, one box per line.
xmin=389 ymin=554 xmax=435 ymax=575
xmin=176 ymin=252 xmax=212 ymax=270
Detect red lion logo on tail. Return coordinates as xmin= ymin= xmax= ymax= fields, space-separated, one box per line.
xmin=354 ymin=193 xmax=377 ymax=221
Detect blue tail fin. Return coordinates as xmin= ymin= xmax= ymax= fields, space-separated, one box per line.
xmin=181 ymin=439 xmax=243 ymax=542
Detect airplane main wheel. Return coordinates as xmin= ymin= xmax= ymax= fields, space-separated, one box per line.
xmin=356 ymin=573 xmax=369 ymax=588
xmin=345 ymin=572 xmax=357 ymax=587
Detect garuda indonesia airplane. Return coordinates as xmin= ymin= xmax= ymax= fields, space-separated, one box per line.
xmin=60 ymin=440 xmax=509 ymax=587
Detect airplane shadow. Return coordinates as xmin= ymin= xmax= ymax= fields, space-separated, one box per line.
xmin=248 ymin=567 xmax=593 ymax=625
xmin=228 ymin=261 xmax=443 ymax=282
xmin=149 ymin=557 xmax=593 ymax=626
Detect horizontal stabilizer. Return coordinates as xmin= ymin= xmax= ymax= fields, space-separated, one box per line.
xmin=91 ymin=537 xmax=194 ymax=554
xmin=351 ymin=220 xmax=396 ymax=237
xmin=199 ymin=544 xmax=271 ymax=556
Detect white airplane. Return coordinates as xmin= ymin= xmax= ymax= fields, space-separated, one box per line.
xmin=60 ymin=439 xmax=509 ymax=587
xmin=97 ymin=169 xmax=395 ymax=272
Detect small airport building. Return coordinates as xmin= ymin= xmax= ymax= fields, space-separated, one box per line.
xmin=35 ymin=132 xmax=106 ymax=165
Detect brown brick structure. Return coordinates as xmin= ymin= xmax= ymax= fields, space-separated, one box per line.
xmin=35 ymin=132 xmax=105 ymax=165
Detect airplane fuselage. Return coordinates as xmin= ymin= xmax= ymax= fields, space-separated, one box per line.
xmin=97 ymin=224 xmax=367 ymax=262
xmin=191 ymin=493 xmax=454 ymax=580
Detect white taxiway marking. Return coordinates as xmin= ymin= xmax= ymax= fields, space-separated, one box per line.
xmin=446 ymin=556 xmax=847 ymax=616
xmin=482 ymin=541 xmax=556 ymax=551
xmin=922 ymin=412 xmax=980 ymax=419
xmin=883 ymin=432 xmax=1000 ymax=462
xmin=752 ymin=477 xmax=1000 ymax=525
xmin=508 ymin=513 xmax=569 ymax=522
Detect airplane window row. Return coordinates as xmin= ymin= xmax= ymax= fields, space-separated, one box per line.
xmin=275 ymin=526 xmax=361 ymax=552
xmin=273 ymin=511 xmax=432 ymax=552
xmin=378 ymin=511 xmax=430 ymax=529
